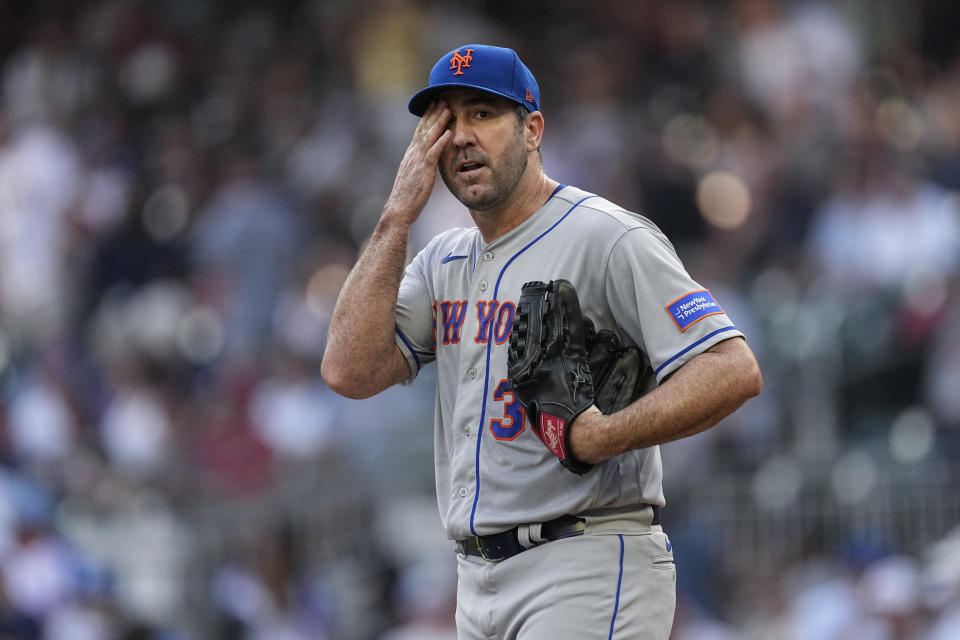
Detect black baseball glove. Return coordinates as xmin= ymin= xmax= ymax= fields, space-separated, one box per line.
xmin=508 ymin=279 xmax=595 ymax=474
xmin=508 ymin=279 xmax=649 ymax=475
xmin=583 ymin=319 xmax=650 ymax=416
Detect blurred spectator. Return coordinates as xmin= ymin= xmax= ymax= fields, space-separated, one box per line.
xmin=43 ymin=596 xmax=118 ymax=640
xmin=806 ymin=151 xmax=960 ymax=294
xmin=248 ymin=351 xmax=338 ymax=462
xmin=733 ymin=0 xmax=861 ymax=128
xmin=0 ymin=522 xmax=77 ymax=620
xmin=857 ymin=555 xmax=925 ymax=640
xmin=190 ymin=153 xmax=307 ymax=365
xmin=0 ymin=467 xmax=55 ymax=558
xmin=7 ymin=371 xmax=77 ymax=469
xmin=192 ymin=373 xmax=274 ymax=497
xmin=785 ymin=560 xmax=862 ymax=640
xmin=211 ymin=523 xmax=332 ymax=640
xmin=0 ymin=570 xmax=41 ymax=639
xmin=377 ymin=561 xmax=456 ymax=640
xmin=0 ymin=120 xmax=82 ymax=347
xmin=99 ymin=379 xmax=172 ymax=480
xmin=923 ymin=288 xmax=960 ymax=430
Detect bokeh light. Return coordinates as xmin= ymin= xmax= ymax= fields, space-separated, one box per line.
xmin=695 ymin=170 xmax=752 ymax=230
xmin=889 ymin=406 xmax=935 ymax=464
xmin=662 ymin=113 xmax=719 ymax=169
xmin=175 ymin=306 xmax=225 ymax=365
xmin=831 ymin=450 xmax=878 ymax=505
xmin=751 ymin=454 xmax=803 ymax=510
xmin=143 ymin=184 xmax=190 ymax=242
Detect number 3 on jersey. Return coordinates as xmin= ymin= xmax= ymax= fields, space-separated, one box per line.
xmin=489 ymin=379 xmax=525 ymax=440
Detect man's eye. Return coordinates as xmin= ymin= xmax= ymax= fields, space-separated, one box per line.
xmin=475 ymin=110 xmax=490 ymax=120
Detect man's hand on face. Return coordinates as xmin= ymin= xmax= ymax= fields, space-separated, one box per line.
xmin=383 ymin=100 xmax=452 ymax=227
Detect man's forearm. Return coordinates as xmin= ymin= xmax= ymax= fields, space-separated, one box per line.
xmin=570 ymin=337 xmax=762 ymax=464
xmin=323 ymin=101 xmax=453 ymax=398
xmin=321 ymin=213 xmax=412 ymax=397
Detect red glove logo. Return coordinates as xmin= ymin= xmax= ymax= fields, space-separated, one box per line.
xmin=539 ymin=413 xmax=567 ymax=460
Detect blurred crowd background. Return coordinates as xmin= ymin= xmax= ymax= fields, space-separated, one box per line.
xmin=1 ymin=0 xmax=959 ymax=638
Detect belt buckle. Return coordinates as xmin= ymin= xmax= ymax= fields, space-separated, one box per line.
xmin=475 ymin=536 xmax=506 ymax=562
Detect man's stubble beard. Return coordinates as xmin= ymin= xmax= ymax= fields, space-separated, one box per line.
xmin=439 ymin=128 xmax=529 ymax=212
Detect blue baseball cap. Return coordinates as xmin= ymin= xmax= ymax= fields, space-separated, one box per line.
xmin=408 ymin=44 xmax=540 ymax=117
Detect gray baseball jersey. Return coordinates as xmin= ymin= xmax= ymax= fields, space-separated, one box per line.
xmin=394 ymin=184 xmax=743 ymax=541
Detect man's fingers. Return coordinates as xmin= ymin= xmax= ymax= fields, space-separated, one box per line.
xmin=383 ymin=99 xmax=450 ymax=221
xmin=413 ymin=102 xmax=434 ymax=137
xmin=426 ymin=129 xmax=452 ymax=162
xmin=416 ymin=101 xmax=450 ymax=145
xmin=421 ymin=100 xmax=446 ymax=124
xmin=419 ymin=112 xmax=448 ymax=144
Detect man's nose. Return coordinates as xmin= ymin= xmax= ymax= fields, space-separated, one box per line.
xmin=449 ymin=117 xmax=476 ymax=147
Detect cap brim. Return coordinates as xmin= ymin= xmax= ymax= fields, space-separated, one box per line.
xmin=407 ymin=83 xmax=527 ymax=116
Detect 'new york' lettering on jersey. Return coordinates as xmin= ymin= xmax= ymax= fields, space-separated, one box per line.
xmin=432 ymin=299 xmax=519 ymax=346
xmin=438 ymin=300 xmax=468 ymax=344
xmin=470 ymin=300 xmax=516 ymax=344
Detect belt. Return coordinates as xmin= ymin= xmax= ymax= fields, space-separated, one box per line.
xmin=457 ymin=505 xmax=661 ymax=562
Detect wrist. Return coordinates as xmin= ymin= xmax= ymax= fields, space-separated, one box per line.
xmin=570 ymin=405 xmax=606 ymax=465
xmin=375 ymin=208 xmax=415 ymax=236
xmin=380 ymin=196 xmax=424 ymax=228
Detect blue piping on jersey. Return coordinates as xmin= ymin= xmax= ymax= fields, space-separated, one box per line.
xmin=395 ymin=326 xmax=421 ymax=373
xmin=469 ymin=188 xmax=592 ymax=535
xmin=607 ymin=535 xmax=625 ymax=640
xmin=654 ymin=325 xmax=738 ymax=376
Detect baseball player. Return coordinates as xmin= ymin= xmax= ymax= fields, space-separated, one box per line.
xmin=322 ymin=44 xmax=762 ymax=639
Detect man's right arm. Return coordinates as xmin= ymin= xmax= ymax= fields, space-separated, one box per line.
xmin=321 ymin=101 xmax=451 ymax=399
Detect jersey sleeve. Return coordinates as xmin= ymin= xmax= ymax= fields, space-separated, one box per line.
xmin=394 ymin=244 xmax=438 ymax=381
xmin=603 ymin=225 xmax=743 ymax=382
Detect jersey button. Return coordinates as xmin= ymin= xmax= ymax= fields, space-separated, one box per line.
xmin=478 ymin=281 xmax=488 ymax=292
xmin=458 ymin=487 xmax=468 ymax=497
xmin=482 ymin=251 xmax=493 ymax=261
xmin=467 ymin=368 xmax=478 ymax=379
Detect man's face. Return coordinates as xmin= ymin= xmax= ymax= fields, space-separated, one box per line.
xmin=436 ymin=89 xmax=529 ymax=212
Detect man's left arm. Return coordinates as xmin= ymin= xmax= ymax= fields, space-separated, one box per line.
xmin=569 ymin=336 xmax=762 ymax=465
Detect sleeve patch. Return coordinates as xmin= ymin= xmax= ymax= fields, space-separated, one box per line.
xmin=665 ymin=289 xmax=724 ymax=332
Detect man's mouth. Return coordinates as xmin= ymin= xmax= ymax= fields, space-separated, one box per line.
xmin=457 ymin=160 xmax=487 ymax=176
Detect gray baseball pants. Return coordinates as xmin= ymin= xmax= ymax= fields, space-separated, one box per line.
xmin=455 ymin=506 xmax=676 ymax=639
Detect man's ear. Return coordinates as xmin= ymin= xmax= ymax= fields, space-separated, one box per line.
xmin=525 ymin=111 xmax=545 ymax=152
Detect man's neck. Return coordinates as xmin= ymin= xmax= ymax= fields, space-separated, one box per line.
xmin=469 ymin=169 xmax=561 ymax=243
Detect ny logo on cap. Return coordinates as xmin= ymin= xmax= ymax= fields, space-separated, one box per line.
xmin=449 ymin=48 xmax=474 ymax=76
